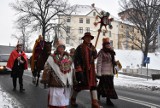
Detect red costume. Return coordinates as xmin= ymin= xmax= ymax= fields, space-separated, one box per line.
xmin=74 ymin=42 xmax=97 ymax=90
xmin=6 ymin=48 xmax=28 ymax=92
xmin=6 ymin=50 xmax=28 ymax=70
xmin=71 ymin=32 xmax=100 ymax=108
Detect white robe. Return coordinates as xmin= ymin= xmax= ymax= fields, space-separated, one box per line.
xmin=46 ymin=55 xmax=73 ymax=106
xmin=49 ymin=87 xmax=72 ymax=106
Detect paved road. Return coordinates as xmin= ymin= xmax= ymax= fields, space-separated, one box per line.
xmin=0 ymin=71 xmax=160 ymax=108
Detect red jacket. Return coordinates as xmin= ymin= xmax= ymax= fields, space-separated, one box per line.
xmin=6 ymin=50 xmax=28 ymax=70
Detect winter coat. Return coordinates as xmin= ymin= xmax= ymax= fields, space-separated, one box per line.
xmin=74 ymin=42 xmax=97 ymax=90
xmin=97 ymin=49 xmax=114 ymax=76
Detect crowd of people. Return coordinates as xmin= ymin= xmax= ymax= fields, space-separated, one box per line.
xmin=6 ymin=32 xmax=120 ymax=108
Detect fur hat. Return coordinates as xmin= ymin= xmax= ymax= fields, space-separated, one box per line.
xmin=56 ymin=40 xmax=65 ymax=49
xmin=70 ymin=48 xmax=75 ymax=53
xmin=103 ymin=37 xmax=110 ymax=44
xmin=81 ymin=32 xmax=94 ymax=40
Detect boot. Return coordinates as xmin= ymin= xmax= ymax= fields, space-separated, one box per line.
xmin=91 ymin=90 xmax=100 ymax=108
xmin=97 ymin=91 xmax=100 ymax=100
xmin=92 ymin=99 xmax=100 ymax=108
xmin=70 ymin=90 xmax=78 ymax=107
xmin=106 ymin=98 xmax=114 ymax=106
xmin=20 ymin=86 xmax=25 ymax=92
xmin=70 ymin=98 xmax=78 ymax=107
xmin=13 ymin=87 xmax=16 ymax=91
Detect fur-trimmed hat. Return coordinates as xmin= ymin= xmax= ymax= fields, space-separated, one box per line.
xmin=103 ymin=37 xmax=110 ymax=44
xmin=81 ymin=32 xmax=94 ymax=40
xmin=56 ymin=40 xmax=65 ymax=49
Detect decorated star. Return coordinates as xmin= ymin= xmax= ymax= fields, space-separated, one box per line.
xmin=94 ymin=11 xmax=114 ymax=33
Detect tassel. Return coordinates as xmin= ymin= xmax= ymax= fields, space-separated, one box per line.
xmin=116 ymin=73 xmax=118 ymax=78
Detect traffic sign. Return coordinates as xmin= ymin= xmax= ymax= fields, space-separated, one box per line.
xmin=144 ymin=57 xmax=150 ymax=64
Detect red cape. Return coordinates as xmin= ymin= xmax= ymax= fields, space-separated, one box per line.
xmin=6 ymin=50 xmax=28 ymax=70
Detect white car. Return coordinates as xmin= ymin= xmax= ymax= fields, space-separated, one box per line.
xmin=0 ymin=54 xmax=10 ymax=74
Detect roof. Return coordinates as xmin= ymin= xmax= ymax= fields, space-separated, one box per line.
xmin=70 ymin=4 xmax=103 ymax=16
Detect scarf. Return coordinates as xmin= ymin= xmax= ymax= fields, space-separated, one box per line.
xmin=52 ymin=51 xmax=72 ymax=74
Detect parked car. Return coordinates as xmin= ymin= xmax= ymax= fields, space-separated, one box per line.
xmin=0 ymin=54 xmax=10 ymax=74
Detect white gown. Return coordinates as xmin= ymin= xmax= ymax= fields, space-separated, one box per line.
xmin=48 ymin=87 xmax=72 ymax=106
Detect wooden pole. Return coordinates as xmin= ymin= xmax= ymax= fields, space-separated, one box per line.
xmin=95 ymin=30 xmax=101 ymax=48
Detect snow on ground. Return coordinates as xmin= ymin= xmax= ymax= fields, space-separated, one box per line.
xmin=0 ymin=73 xmax=160 ymax=107
xmin=115 ymin=49 xmax=160 ymax=70
xmin=114 ymin=74 xmax=160 ymax=92
xmin=0 ymin=85 xmax=22 ymax=108
xmin=0 ymin=49 xmax=160 ymax=107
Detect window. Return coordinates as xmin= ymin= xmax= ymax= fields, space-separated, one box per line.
xmin=131 ymin=45 xmax=134 ymax=50
xmin=79 ymin=18 xmax=83 ymax=23
xmin=132 ymin=36 xmax=134 ymax=41
xmin=103 ymin=31 xmax=105 ymax=36
xmin=0 ymin=54 xmax=9 ymax=62
xmin=66 ymin=26 xmax=70 ymax=33
xmin=109 ymin=31 xmax=111 ymax=37
xmin=86 ymin=27 xmax=90 ymax=32
xmin=79 ymin=27 xmax=83 ymax=34
xmin=86 ymin=18 xmax=90 ymax=24
xmin=66 ymin=37 xmax=70 ymax=44
xmin=158 ymin=25 xmax=160 ymax=35
xmin=67 ymin=17 xmax=71 ymax=22
xmin=110 ymin=40 xmax=113 ymax=47
xmin=93 ymin=12 xmax=96 ymax=16
xmin=79 ymin=37 xmax=82 ymax=44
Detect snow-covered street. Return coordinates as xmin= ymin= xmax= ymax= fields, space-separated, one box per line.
xmin=0 ymin=73 xmax=160 ymax=107
xmin=0 ymin=85 xmax=22 ymax=108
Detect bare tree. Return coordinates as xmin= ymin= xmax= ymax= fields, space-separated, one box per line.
xmin=12 ymin=19 xmax=31 ymax=52
xmin=119 ymin=0 xmax=160 ymax=66
xmin=10 ymin=0 xmax=76 ymax=40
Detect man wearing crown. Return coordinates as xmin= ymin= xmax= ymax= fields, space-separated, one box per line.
xmin=31 ymin=35 xmax=45 ymax=77
xmin=6 ymin=41 xmax=28 ymax=92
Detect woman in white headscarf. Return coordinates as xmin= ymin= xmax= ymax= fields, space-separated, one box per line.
xmin=41 ymin=43 xmax=73 ymax=108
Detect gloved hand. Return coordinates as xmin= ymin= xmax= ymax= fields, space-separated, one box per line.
xmin=75 ymin=72 xmax=84 ymax=83
xmin=92 ymin=50 xmax=97 ymax=57
xmin=96 ymin=75 xmax=101 ymax=79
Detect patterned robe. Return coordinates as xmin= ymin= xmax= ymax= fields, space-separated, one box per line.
xmin=41 ymin=53 xmax=73 ymax=107
xmin=74 ymin=42 xmax=97 ymax=90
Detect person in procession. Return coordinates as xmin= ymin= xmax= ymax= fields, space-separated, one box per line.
xmin=70 ymin=32 xmax=101 ymax=108
xmin=96 ymin=37 xmax=118 ymax=106
xmin=6 ymin=41 xmax=28 ymax=92
xmin=41 ymin=40 xmax=73 ymax=108
xmin=69 ymin=48 xmax=76 ymax=61
xmin=31 ymin=35 xmax=45 ymax=79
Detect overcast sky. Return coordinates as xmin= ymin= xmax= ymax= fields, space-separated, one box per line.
xmin=0 ymin=0 xmax=120 ymax=47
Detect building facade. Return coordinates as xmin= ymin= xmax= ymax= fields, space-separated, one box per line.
xmin=58 ymin=4 xmax=140 ymax=50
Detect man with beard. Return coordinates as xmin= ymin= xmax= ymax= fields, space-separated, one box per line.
xmin=70 ymin=32 xmax=100 ymax=108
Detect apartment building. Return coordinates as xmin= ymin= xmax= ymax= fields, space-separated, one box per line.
xmin=58 ymin=4 xmax=139 ymax=50
xmin=118 ymin=22 xmax=142 ymax=50
xmin=58 ymin=4 xmax=121 ymax=49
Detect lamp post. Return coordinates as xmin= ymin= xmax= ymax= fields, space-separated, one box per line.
xmin=158 ymin=19 xmax=160 ymax=52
